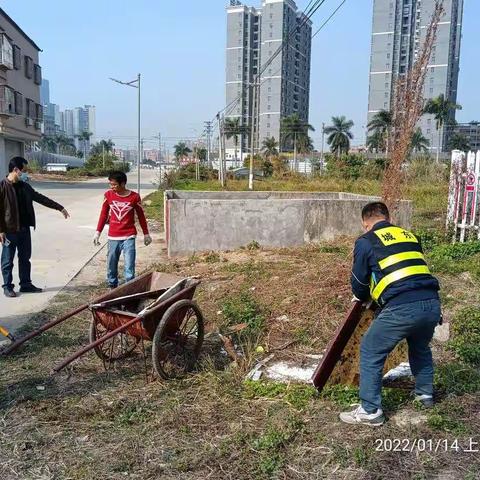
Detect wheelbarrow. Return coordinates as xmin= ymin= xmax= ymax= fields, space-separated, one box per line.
xmin=2 ymin=272 xmax=205 ymax=380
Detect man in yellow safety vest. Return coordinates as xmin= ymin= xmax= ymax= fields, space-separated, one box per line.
xmin=340 ymin=202 xmax=441 ymax=426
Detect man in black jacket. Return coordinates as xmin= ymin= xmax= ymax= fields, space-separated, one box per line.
xmin=0 ymin=157 xmax=70 ymax=298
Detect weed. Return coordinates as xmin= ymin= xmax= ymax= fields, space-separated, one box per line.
xmin=320 ymin=385 xmax=359 ymax=408
xmin=293 ymin=327 xmax=311 ymax=346
xmin=204 ymin=251 xmax=221 ymax=263
xmin=448 ymin=307 xmax=480 ymax=366
xmin=221 ymin=292 xmax=265 ymax=340
xmin=243 ymin=380 xmax=316 ymax=409
xmin=116 ymin=404 xmax=153 ymax=426
xmin=427 ymin=403 xmax=467 ymax=434
xmin=434 ymin=362 xmax=480 ymax=395
xmin=353 ymin=445 xmax=372 ymax=467
xmin=245 ymin=240 xmax=260 ymax=251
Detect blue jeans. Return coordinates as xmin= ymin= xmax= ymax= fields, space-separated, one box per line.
xmin=107 ymin=238 xmax=136 ymax=288
xmin=1 ymin=227 xmax=32 ymax=290
xmin=360 ymin=298 xmax=441 ymax=413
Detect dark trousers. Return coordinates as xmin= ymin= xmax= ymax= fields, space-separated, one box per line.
xmin=359 ymin=298 xmax=441 ymax=413
xmin=1 ymin=227 xmax=32 ymax=290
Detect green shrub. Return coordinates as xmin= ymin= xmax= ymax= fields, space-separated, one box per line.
xmin=435 ymin=362 xmax=480 ymax=395
xmin=448 ymin=307 xmax=480 ymax=366
xmin=430 ymin=241 xmax=480 ymax=261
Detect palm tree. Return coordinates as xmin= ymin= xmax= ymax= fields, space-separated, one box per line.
xmin=281 ymin=113 xmax=315 ymax=170
xmin=367 ymin=110 xmax=392 ymax=153
xmin=174 ymin=142 xmax=192 ymax=162
xmin=90 ymin=139 xmax=115 ymax=156
xmin=54 ymin=134 xmax=76 ymax=155
xmin=448 ymin=132 xmax=470 ymax=152
xmin=40 ymin=136 xmax=58 ymax=154
xmin=410 ymin=128 xmax=430 ymax=154
xmin=224 ymin=117 xmax=242 ymax=166
xmin=77 ymin=131 xmax=93 ymax=160
xmin=423 ymin=94 xmax=462 ymax=162
xmin=297 ymin=135 xmax=314 ymax=154
xmin=261 ymin=137 xmax=279 ymax=160
xmin=366 ymin=130 xmax=385 ymax=153
xmin=324 ymin=116 xmax=354 ymax=157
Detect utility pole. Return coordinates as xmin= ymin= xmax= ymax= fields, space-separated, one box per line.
xmin=248 ymin=81 xmax=259 ymax=191
xmin=109 ymin=73 xmax=141 ymax=195
xmin=204 ymin=121 xmax=213 ymax=169
xmin=320 ymin=122 xmax=325 ymax=170
xmin=102 ymin=142 xmax=105 ymax=168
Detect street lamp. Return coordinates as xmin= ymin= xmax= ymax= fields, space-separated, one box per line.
xmin=109 ymin=74 xmax=141 ymax=195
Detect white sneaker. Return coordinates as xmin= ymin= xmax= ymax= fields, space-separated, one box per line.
xmin=414 ymin=394 xmax=434 ymax=408
xmin=339 ymin=404 xmax=385 ymax=426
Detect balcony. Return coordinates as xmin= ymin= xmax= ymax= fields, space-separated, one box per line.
xmin=0 ymin=34 xmax=14 ymax=70
xmin=0 ymin=85 xmax=16 ymax=118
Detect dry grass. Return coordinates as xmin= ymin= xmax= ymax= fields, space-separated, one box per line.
xmin=1 ymin=240 xmax=479 ymax=479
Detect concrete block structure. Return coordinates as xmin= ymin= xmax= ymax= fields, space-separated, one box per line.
xmin=0 ymin=7 xmax=42 ymax=179
xmin=164 ymin=191 xmax=412 ymax=256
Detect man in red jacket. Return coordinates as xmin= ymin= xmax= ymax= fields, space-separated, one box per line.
xmin=94 ymin=171 xmax=151 ymax=288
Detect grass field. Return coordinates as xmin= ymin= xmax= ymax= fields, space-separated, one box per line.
xmin=1 ymin=173 xmax=479 ymax=479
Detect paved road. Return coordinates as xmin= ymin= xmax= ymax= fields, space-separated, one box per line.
xmin=0 ymin=170 xmax=159 ymax=338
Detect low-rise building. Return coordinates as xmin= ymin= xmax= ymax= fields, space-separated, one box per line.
xmin=0 ymin=7 xmax=42 ymax=178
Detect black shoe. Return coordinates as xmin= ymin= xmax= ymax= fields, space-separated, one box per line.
xmin=3 ymin=289 xmax=16 ymax=298
xmin=19 ymin=284 xmax=43 ymax=293
xmin=414 ymin=394 xmax=434 ymax=409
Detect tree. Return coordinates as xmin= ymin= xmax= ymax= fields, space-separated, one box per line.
xmin=448 ymin=132 xmax=470 ymax=152
xmin=54 ymin=134 xmax=77 ymax=156
xmin=280 ymin=113 xmax=315 ymax=169
xmin=410 ymin=128 xmax=430 ymax=153
xmin=90 ymin=139 xmax=115 ymax=156
xmin=423 ymin=94 xmax=462 ymax=161
xmin=40 ymin=136 xmax=58 ymax=154
xmin=297 ymin=135 xmax=314 ymax=154
xmin=261 ymin=137 xmax=279 ymax=160
xmin=367 ymin=110 xmax=392 ymax=153
xmin=77 ymin=131 xmax=93 ymax=160
xmin=195 ymin=147 xmax=207 ymax=162
xmin=324 ymin=116 xmax=354 ymax=157
xmin=174 ymin=142 xmax=192 ymax=161
xmin=366 ymin=130 xmax=385 ymax=153
xmin=224 ymin=117 xmax=243 ymax=166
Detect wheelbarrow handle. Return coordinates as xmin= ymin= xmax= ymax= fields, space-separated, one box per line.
xmin=1 ymin=303 xmax=90 ymax=356
xmin=52 ymin=315 xmax=143 ymax=373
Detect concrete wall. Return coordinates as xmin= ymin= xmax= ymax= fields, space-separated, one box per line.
xmin=165 ymin=191 xmax=412 ymax=256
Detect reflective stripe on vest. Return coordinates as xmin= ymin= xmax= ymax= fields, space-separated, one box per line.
xmin=378 ymin=251 xmax=426 ymax=270
xmin=370 ymin=265 xmax=431 ymax=301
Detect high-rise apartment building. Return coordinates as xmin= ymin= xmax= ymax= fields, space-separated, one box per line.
xmin=225 ymin=0 xmax=312 ymax=158
xmin=367 ymin=0 xmax=464 ymax=154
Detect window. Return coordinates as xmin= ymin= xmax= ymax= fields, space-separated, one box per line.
xmin=14 ymin=91 xmax=23 ymax=114
xmin=26 ymin=98 xmax=35 ymax=119
xmin=0 ymin=34 xmax=14 ymax=69
xmin=13 ymin=45 xmax=21 ymax=70
xmin=34 ymin=64 xmax=42 ymax=85
xmin=35 ymin=103 xmax=43 ymax=122
xmin=25 ymin=56 xmax=34 ymax=78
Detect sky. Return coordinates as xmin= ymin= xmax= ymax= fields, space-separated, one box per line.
xmin=1 ymin=0 xmax=479 ymax=151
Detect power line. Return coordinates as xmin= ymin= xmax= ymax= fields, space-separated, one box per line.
xmin=312 ymin=0 xmax=348 ymax=38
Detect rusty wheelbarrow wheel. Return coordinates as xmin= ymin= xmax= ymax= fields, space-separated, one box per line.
xmin=89 ymin=318 xmax=140 ymax=362
xmin=152 ymin=299 xmax=205 ymax=380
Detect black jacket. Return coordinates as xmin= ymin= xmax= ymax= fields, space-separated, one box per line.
xmin=0 ymin=178 xmax=64 ymax=233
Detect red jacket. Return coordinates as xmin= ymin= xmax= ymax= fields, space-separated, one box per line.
xmin=96 ymin=190 xmax=149 ymax=240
